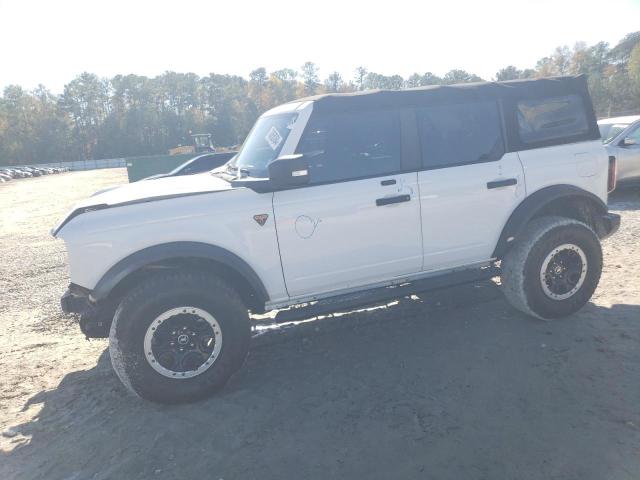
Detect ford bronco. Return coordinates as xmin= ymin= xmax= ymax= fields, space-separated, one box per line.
xmin=54 ymin=75 xmax=620 ymax=403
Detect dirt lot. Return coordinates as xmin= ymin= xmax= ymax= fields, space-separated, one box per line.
xmin=1 ymin=169 xmax=639 ymax=480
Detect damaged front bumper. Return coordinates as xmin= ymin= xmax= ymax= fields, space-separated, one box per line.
xmin=60 ymin=284 xmax=93 ymax=314
xmin=61 ymin=284 xmax=114 ymax=338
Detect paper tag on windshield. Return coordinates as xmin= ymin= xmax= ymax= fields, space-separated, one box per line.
xmin=265 ymin=126 xmax=283 ymax=151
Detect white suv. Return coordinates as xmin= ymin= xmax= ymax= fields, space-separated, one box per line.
xmin=55 ymin=75 xmax=620 ymax=403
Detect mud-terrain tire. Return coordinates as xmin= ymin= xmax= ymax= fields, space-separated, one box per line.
xmin=109 ymin=271 xmax=250 ymax=404
xmin=501 ymin=216 xmax=602 ymax=320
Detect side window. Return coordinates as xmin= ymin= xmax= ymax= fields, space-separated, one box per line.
xmin=517 ymin=94 xmax=589 ymax=144
xmin=296 ymin=109 xmax=401 ymax=184
xmin=417 ymin=101 xmax=504 ymax=169
xmin=202 ymin=156 xmax=222 ymax=170
xmin=184 ymin=158 xmax=209 ymax=174
xmin=626 ymin=124 xmax=640 ymax=143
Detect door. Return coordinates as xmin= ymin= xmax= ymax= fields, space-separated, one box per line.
xmin=273 ymin=108 xmax=423 ymax=298
xmin=614 ymin=123 xmax=640 ymax=183
xmin=416 ymin=100 xmax=525 ymax=271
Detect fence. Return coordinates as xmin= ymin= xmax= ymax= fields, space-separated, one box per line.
xmin=3 ymin=154 xmax=190 ymax=181
xmin=24 ymin=158 xmax=127 ymax=171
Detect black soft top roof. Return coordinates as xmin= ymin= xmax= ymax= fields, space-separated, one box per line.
xmin=297 ymin=75 xmax=591 ymax=113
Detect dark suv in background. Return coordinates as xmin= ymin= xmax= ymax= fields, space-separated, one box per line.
xmin=142 ymin=152 xmax=237 ymax=181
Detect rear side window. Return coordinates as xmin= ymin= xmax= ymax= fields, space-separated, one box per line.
xmin=417 ymin=101 xmax=504 ymax=169
xmin=296 ymin=109 xmax=401 ymax=183
xmin=517 ymin=94 xmax=589 ymax=144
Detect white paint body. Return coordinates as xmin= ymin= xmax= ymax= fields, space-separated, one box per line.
xmin=58 ymin=178 xmax=290 ymax=303
xmin=418 ymin=152 xmax=525 ymax=272
xmin=56 ymin=101 xmax=610 ymax=309
xmin=273 ymin=172 xmax=422 ymax=298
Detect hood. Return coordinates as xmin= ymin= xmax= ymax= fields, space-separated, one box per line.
xmin=77 ymin=172 xmax=232 ymax=209
xmin=53 ymin=173 xmax=232 ymax=236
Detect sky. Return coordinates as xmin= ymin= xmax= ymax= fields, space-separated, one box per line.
xmin=1 ymin=0 xmax=639 ymax=93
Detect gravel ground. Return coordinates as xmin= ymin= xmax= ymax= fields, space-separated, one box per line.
xmin=1 ymin=169 xmax=639 ymax=480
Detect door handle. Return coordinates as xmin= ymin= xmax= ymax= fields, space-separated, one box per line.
xmin=376 ymin=194 xmax=411 ymax=206
xmin=487 ymin=178 xmax=517 ymax=189
xmin=380 ymin=179 xmax=396 ymax=186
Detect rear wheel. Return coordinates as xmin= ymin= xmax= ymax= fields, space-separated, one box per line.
xmin=109 ymin=271 xmax=250 ymax=403
xmin=501 ymin=216 xmax=602 ymax=319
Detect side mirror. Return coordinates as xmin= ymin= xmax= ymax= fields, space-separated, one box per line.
xmin=268 ymin=154 xmax=310 ymax=189
xmin=622 ymin=137 xmax=637 ymax=146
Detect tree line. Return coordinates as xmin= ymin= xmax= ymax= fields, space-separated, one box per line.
xmin=1 ymin=31 xmax=639 ymax=166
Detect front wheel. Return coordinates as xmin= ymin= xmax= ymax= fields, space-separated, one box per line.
xmin=501 ymin=216 xmax=603 ymax=319
xmin=109 ymin=271 xmax=250 ymax=403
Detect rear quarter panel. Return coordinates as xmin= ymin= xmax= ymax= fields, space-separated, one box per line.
xmin=517 ymin=140 xmax=609 ymax=203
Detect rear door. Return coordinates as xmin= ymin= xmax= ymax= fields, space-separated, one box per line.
xmin=417 ymin=100 xmax=525 ymax=271
xmin=272 ymin=108 xmax=423 ymax=298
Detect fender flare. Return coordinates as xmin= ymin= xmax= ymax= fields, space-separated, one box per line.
xmin=90 ymin=241 xmax=269 ymax=304
xmin=492 ymin=184 xmax=607 ymax=258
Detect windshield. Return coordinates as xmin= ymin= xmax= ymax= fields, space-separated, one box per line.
xmin=232 ymin=113 xmax=298 ymax=177
xmin=599 ymin=123 xmax=629 ymax=144
xmin=193 ymin=136 xmax=210 ymax=148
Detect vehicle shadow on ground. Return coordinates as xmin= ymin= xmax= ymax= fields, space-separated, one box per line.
xmin=609 ymin=188 xmax=640 ymax=210
xmin=4 ymin=283 xmax=640 ymax=480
